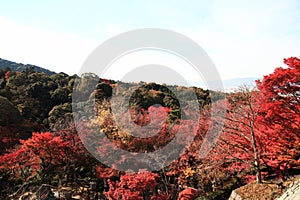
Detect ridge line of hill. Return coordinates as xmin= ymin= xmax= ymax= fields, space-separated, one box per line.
xmin=0 ymin=57 xmax=56 ymax=75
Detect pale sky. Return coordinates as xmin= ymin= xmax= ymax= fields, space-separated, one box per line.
xmin=0 ymin=0 xmax=299 ymax=83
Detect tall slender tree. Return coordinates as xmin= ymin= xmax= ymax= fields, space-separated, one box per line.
xmin=217 ymin=87 xmax=264 ymax=183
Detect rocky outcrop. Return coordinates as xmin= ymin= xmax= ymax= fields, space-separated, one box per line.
xmin=228 ymin=180 xmax=300 ymax=200
xmin=276 ymin=180 xmax=300 ymax=200
xmin=228 ymin=190 xmax=243 ymax=200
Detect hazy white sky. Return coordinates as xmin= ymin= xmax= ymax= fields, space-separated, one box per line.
xmin=0 ymin=0 xmax=299 ymax=82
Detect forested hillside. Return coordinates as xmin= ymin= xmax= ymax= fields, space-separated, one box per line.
xmin=0 ymin=58 xmax=55 ymax=75
xmin=0 ymin=57 xmax=299 ymax=199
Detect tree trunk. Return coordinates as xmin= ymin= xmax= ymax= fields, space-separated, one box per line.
xmin=255 ymin=158 xmax=262 ymax=184
xmin=250 ymin=128 xmax=262 ymax=183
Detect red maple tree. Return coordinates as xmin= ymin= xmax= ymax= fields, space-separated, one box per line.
xmin=256 ymin=56 xmax=300 ymax=179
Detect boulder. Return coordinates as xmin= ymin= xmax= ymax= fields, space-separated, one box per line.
xmin=228 ymin=190 xmax=243 ymax=200
xmin=276 ymin=180 xmax=300 ymax=200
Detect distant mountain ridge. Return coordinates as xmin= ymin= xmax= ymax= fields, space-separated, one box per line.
xmin=0 ymin=58 xmax=56 ymax=75
xmin=221 ymin=77 xmax=259 ymax=90
xmin=0 ymin=57 xmax=258 ymax=89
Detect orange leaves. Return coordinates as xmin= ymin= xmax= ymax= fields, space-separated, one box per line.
xmin=20 ymin=132 xmax=68 ymax=162
xmin=104 ymin=170 xmax=166 ymax=200
xmin=177 ymin=187 xmax=198 ymax=200
xmin=96 ymin=166 xmax=120 ymax=179
xmin=4 ymin=70 xmax=10 ymax=80
xmin=0 ymin=131 xmax=78 ymax=182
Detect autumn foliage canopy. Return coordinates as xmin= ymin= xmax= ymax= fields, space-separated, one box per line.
xmin=0 ymin=57 xmax=299 ymax=199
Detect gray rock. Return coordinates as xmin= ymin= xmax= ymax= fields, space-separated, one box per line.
xmin=276 ymin=180 xmax=300 ymax=200
xmin=228 ymin=190 xmax=243 ymax=200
